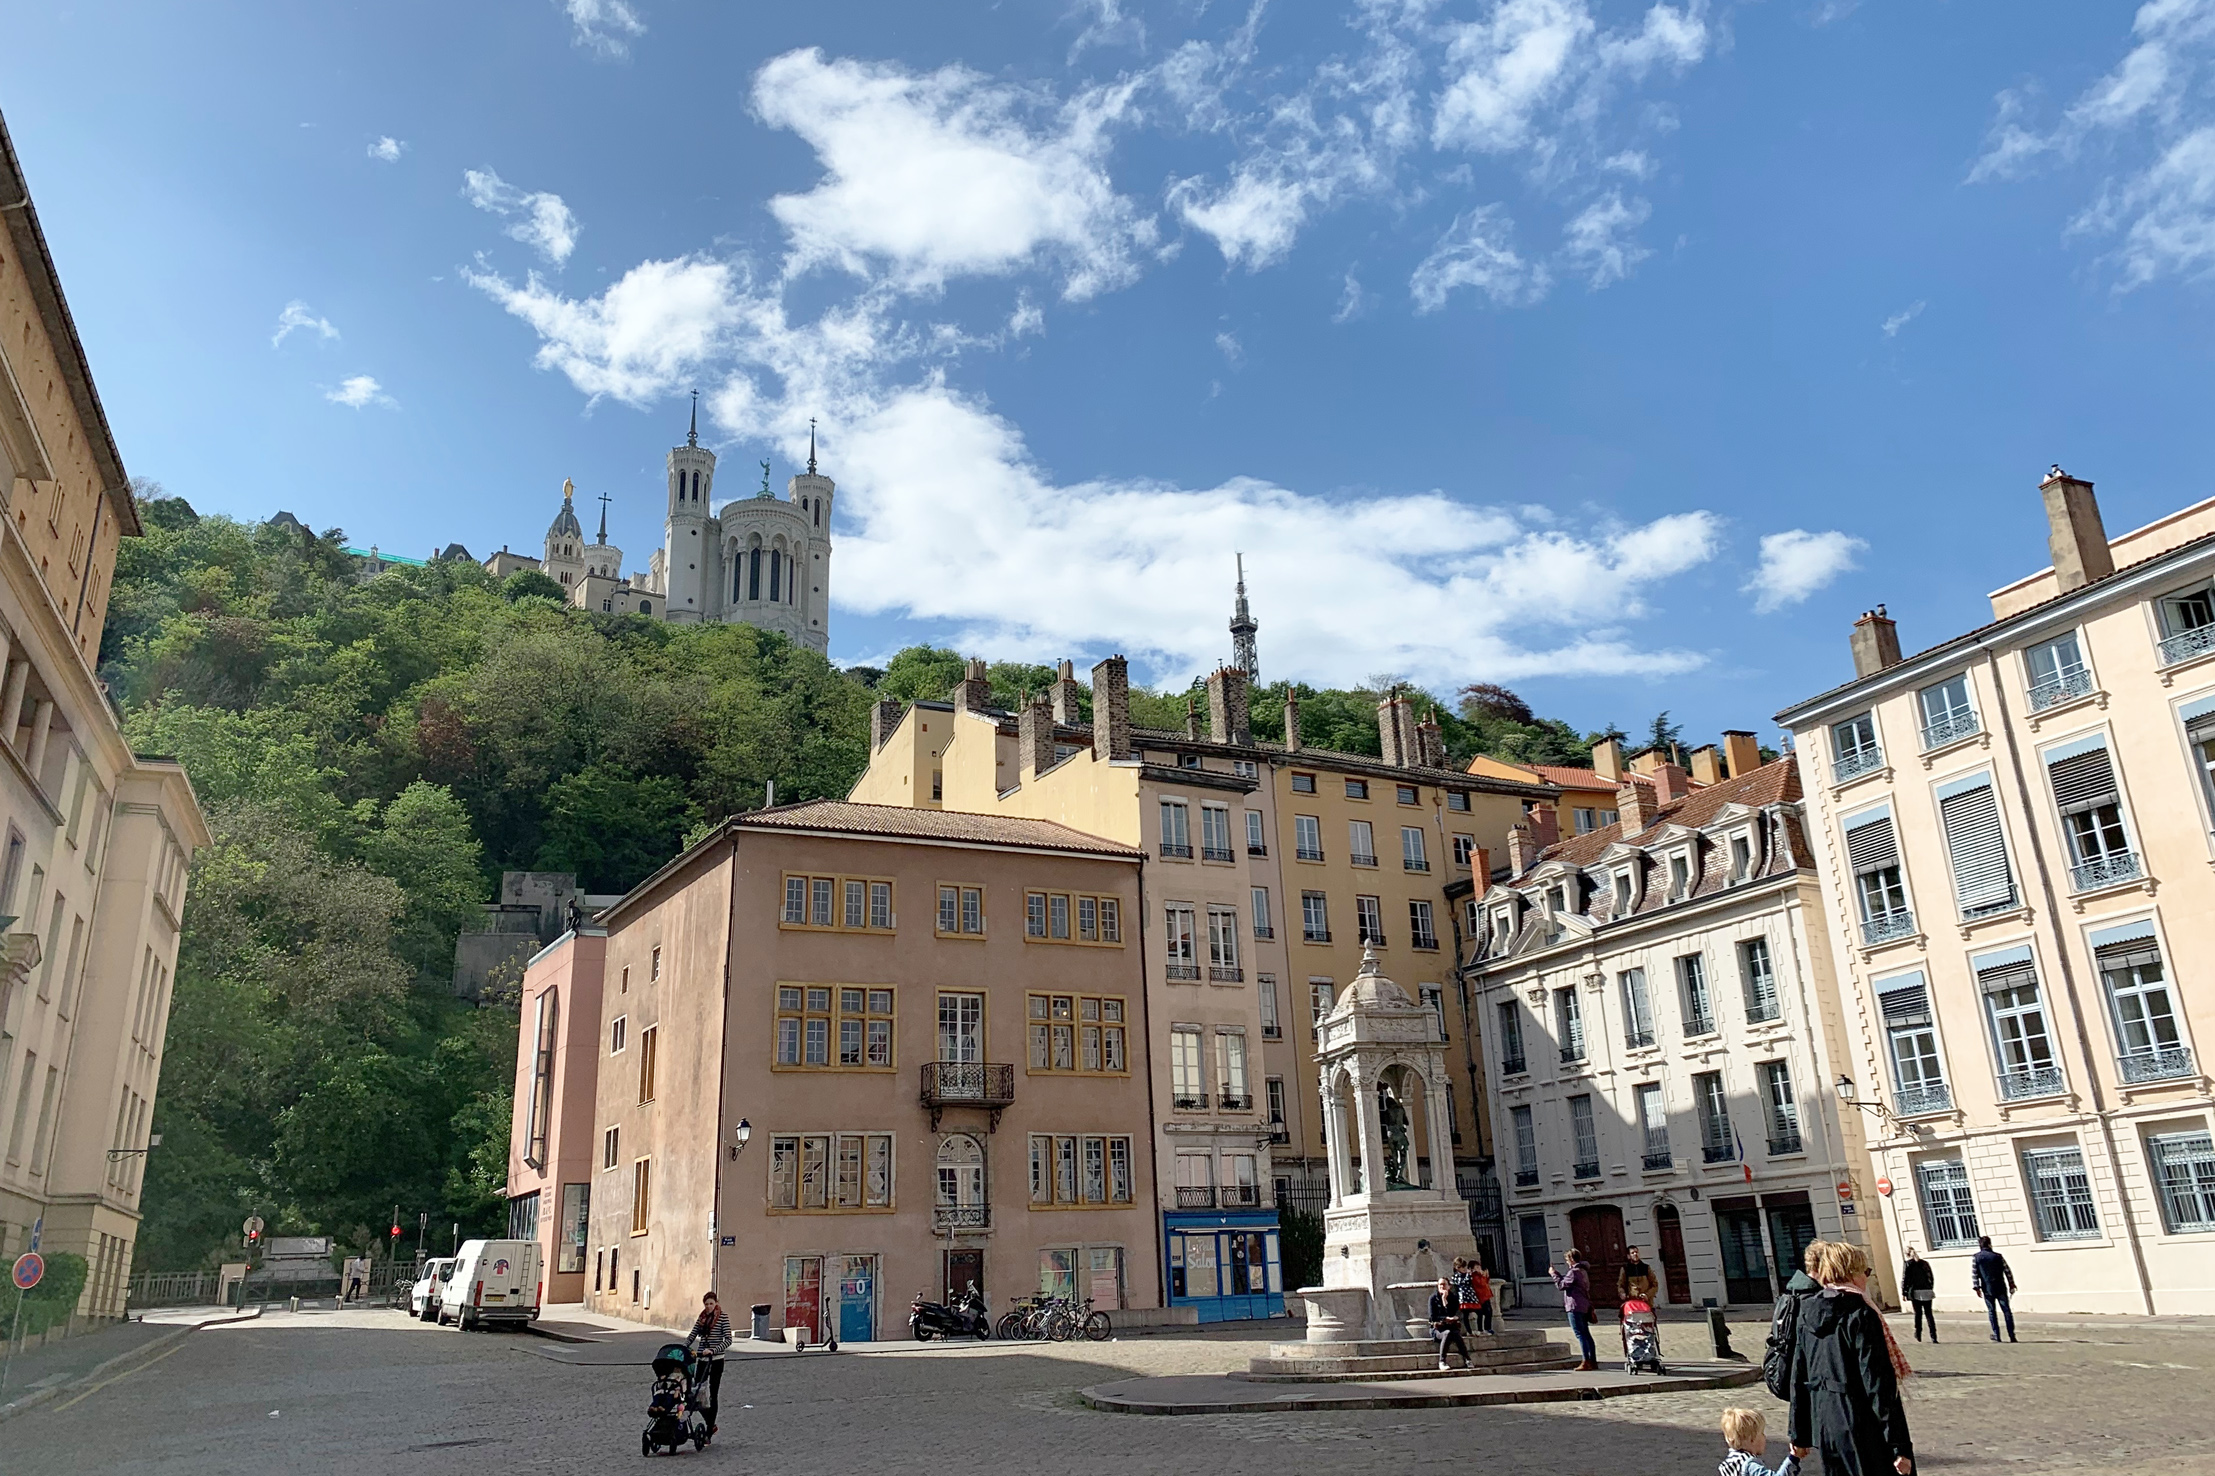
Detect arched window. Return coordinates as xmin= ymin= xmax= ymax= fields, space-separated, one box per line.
xmin=769 ymin=548 xmax=781 ymax=602
xmin=640 ymin=601 xmax=650 ymax=615
xmin=748 ymin=545 xmax=761 ymax=601
xmin=936 ymin=1134 xmax=986 ymax=1228
xmin=813 ymin=498 xmax=820 ymax=528
xmin=524 ymin=987 xmax=558 ymax=1169
xmin=691 ymin=470 xmax=699 ymax=499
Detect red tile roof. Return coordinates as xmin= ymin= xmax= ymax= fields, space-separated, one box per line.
xmin=740 ymin=800 xmax=1141 ymax=858
xmin=1512 ymin=759 xmax=1801 ymax=880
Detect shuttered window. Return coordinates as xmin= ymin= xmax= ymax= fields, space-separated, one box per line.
xmin=2048 ymin=739 xmax=2119 ymax=815
xmin=1878 ymin=973 xmax=1948 ymax=1109
xmin=1845 ymin=808 xmax=1909 ymax=925
xmin=1937 ymin=776 xmax=2015 ymax=918
xmin=1976 ymin=946 xmax=2061 ymax=1098
xmin=1845 ymin=810 xmax=1898 ymax=872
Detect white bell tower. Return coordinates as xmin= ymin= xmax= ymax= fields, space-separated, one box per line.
xmin=663 ymin=392 xmax=716 ymax=623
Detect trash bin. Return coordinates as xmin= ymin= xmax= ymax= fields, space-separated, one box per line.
xmin=751 ymin=1303 xmax=774 ymax=1341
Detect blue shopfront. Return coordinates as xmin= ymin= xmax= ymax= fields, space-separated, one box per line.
xmin=1163 ymin=1210 xmax=1285 ymax=1322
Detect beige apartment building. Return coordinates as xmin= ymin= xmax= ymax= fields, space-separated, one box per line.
xmin=0 ymin=112 xmax=208 ymax=1323
xmin=1779 ymin=469 xmax=2215 ymax=1315
xmin=512 ymin=801 xmax=1160 ymax=1337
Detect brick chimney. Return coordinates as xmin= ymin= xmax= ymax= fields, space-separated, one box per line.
xmin=1528 ymin=801 xmax=1560 ymax=852
xmin=1687 ymin=744 xmax=1725 ymax=786
xmin=1850 ymin=607 xmax=1902 ymax=679
xmin=1616 ymin=778 xmax=1652 ymax=835
xmin=1019 ymin=695 xmax=1056 ymax=780
xmin=1721 ymin=730 xmax=1760 ymax=779
xmin=2040 ymin=466 xmax=2114 ymax=593
xmin=1415 ymin=712 xmax=1445 ymax=770
xmin=953 ymin=656 xmax=993 ymax=713
xmin=1050 ymin=658 xmax=1085 ymax=726
xmin=1377 ymin=694 xmax=1419 ymax=768
xmin=1505 ymin=819 xmax=1535 ymax=876
xmin=1629 ymin=746 xmax=1665 ymax=777
xmin=1652 ymin=763 xmax=1692 ymax=804
xmin=1592 ymin=737 xmax=1624 ymax=782
xmin=1207 ymin=666 xmax=1252 ymax=746
xmin=869 ymin=697 xmax=904 ymax=753
xmin=1184 ymin=697 xmax=1202 ymax=740
xmin=1283 ymin=689 xmax=1302 ymax=753
xmin=1091 ymin=655 xmax=1132 ymax=761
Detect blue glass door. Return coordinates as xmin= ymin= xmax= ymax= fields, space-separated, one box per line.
xmin=837 ymin=1255 xmax=876 ymax=1342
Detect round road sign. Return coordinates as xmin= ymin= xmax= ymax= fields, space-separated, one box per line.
xmin=12 ymin=1251 xmax=44 ymax=1291
xmin=1876 ymin=1176 xmax=1895 ymax=1197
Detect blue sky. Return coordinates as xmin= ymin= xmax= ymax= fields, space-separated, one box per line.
xmin=7 ymin=1 xmax=2214 ymax=748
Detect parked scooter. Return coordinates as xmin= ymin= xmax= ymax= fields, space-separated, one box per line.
xmin=909 ymin=1283 xmax=992 ymax=1341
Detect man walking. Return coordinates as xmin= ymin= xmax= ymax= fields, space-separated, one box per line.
xmin=1619 ymin=1245 xmax=1659 ymax=1304
xmin=1970 ymin=1236 xmax=2016 ymax=1343
xmin=1900 ymin=1247 xmax=1936 ymax=1342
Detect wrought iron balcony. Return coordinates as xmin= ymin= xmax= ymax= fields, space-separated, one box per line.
xmin=1500 ymin=1055 xmax=1528 ymax=1077
xmin=2120 ymin=1046 xmax=2195 ymax=1084
xmin=1404 ymin=858 xmax=1430 ymax=873
xmin=1768 ymin=1128 xmax=1804 ymax=1156
xmin=1172 ymin=1091 xmax=1209 ymax=1111
xmin=1219 ymin=1092 xmax=1253 ymax=1111
xmin=920 ymin=1062 xmax=1015 ymax=1131
xmin=1160 ymin=842 xmax=1193 ymax=859
xmin=1174 ymin=1186 xmax=1217 ymax=1209
xmin=1268 ymin=1121 xmax=1291 ymax=1144
xmin=1702 ymin=1141 xmax=1735 ymax=1164
xmin=1221 ymin=1183 xmax=1261 ymax=1207
xmin=1303 ymin=928 xmax=1331 ymax=943
xmin=1685 ymin=1014 xmax=1716 ymax=1037
xmin=2069 ymin=850 xmax=2142 ymax=893
xmin=2159 ymin=623 xmax=2215 ymax=667
xmin=1514 ymin=1168 xmax=1539 ymax=1187
xmin=1861 ymin=911 xmax=1917 ymax=946
xmin=1202 ymin=845 xmax=1235 ymax=863
xmin=1253 ymin=925 xmax=1274 ymax=940
xmin=1261 ymin=1024 xmax=1281 ymax=1040
xmin=1998 ymin=1065 xmax=2066 ymax=1101
xmin=1642 ymin=1150 xmax=1674 ymax=1171
xmin=1165 ymin=963 xmax=1200 ymax=981
xmin=1624 ymin=1028 xmax=1656 ymax=1049
xmin=1296 ymin=846 xmax=1324 ymax=862
xmin=1893 ymin=1081 xmax=1953 ymax=1117
xmin=1411 ymin=932 xmax=1439 ymax=951
xmin=1834 ymin=748 xmax=1886 ymax=782
xmin=1209 ymin=965 xmax=1244 ymax=983
xmin=933 ymin=1204 xmax=989 ymax=1231
xmin=2028 ymin=667 xmax=2094 ymax=711
xmin=1358 ymin=928 xmax=1386 ymax=947
xmin=1248 ymin=843 xmax=1267 ymax=858
xmin=1572 ymin=1160 xmax=1600 ymax=1180
xmin=1746 ymin=1000 xmax=1781 ymax=1025
xmin=1560 ymin=1045 xmax=1586 ymax=1064
xmin=1920 ymin=711 xmax=1983 ymax=751
xmin=1350 ymin=852 xmax=1378 ymax=868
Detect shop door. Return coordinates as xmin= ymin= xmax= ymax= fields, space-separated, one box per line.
xmin=838 ymin=1255 xmax=877 ymax=1343
xmin=1568 ymin=1205 xmax=1629 ymax=1310
xmin=944 ymin=1248 xmax=984 ymax=1305
xmin=1654 ymin=1203 xmax=1692 ymax=1305
xmin=783 ymin=1256 xmax=823 ymax=1340
xmin=1764 ymin=1200 xmax=1818 ymax=1291
xmin=1713 ymin=1204 xmax=1773 ymax=1304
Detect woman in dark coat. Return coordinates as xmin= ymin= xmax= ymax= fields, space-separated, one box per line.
xmin=1789 ymin=1240 xmax=1914 ymax=1476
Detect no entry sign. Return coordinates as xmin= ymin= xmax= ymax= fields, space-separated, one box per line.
xmin=11 ymin=1251 xmax=43 ymax=1291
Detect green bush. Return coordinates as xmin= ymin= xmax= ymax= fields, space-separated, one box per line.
xmin=0 ymin=1250 xmax=89 ymax=1338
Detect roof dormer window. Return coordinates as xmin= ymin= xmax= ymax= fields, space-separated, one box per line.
xmin=1613 ymin=872 xmax=1633 ymax=915
xmin=1667 ymin=853 xmax=1691 ymax=902
xmin=1729 ymin=834 xmax=1753 ymax=883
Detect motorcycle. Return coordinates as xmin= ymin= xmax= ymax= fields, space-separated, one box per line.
xmin=909 ymin=1283 xmax=992 ymax=1341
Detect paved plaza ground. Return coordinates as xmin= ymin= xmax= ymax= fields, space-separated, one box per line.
xmin=5 ymin=1305 xmax=2211 ymax=1473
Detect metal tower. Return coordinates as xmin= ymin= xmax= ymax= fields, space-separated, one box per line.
xmin=1230 ymin=553 xmax=1259 ymax=681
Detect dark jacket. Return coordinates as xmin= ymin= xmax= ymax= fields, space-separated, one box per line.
xmin=1971 ymin=1248 xmax=2014 ymax=1298
xmin=1428 ymin=1292 xmax=1460 ymax=1329
xmin=1788 ymin=1289 xmax=1913 ymax=1476
xmin=1900 ymin=1258 xmax=1935 ymax=1295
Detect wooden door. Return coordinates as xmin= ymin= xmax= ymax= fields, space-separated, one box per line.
xmin=944 ymin=1248 xmax=983 ymax=1305
xmin=1568 ymin=1205 xmax=1629 ymax=1310
xmin=1654 ymin=1203 xmax=1692 ymax=1304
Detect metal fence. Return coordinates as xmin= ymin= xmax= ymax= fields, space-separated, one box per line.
xmin=128 ymin=1258 xmax=418 ymax=1310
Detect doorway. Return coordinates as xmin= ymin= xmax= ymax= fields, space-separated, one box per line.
xmin=1568 ymin=1205 xmax=1629 ymax=1310
xmin=783 ymin=1256 xmax=823 ymax=1341
xmin=1653 ymin=1203 xmax=1692 ymax=1304
xmin=1713 ymin=1201 xmax=1772 ymax=1303
xmin=944 ymin=1247 xmax=984 ymax=1305
xmin=1764 ymin=1194 xmax=1818 ymax=1291
xmin=837 ymin=1254 xmax=877 ymax=1343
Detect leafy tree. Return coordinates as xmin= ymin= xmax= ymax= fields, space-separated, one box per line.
xmin=878 ymin=645 xmax=967 ymax=703
xmin=1457 ymin=682 xmax=1533 ymax=725
xmin=1646 ymin=711 xmax=1686 ymax=765
xmin=354 ymin=782 xmax=488 ymax=982
xmin=535 ymin=765 xmax=703 ymax=893
xmin=502 ymin=568 xmax=568 ymax=603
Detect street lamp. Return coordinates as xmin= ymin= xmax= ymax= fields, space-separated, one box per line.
xmin=728 ymin=1118 xmax=752 ymax=1161
xmin=105 ymin=1133 xmax=162 ymax=1162
xmin=1835 ymin=1076 xmax=1903 ymax=1132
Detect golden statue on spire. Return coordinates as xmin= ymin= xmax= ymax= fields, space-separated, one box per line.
xmin=562 ymin=478 xmax=575 ymax=500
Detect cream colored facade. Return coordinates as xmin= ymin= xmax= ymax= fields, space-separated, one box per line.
xmin=1779 ymin=471 xmax=2215 ymax=1315
xmin=0 ymin=112 xmax=209 ymax=1322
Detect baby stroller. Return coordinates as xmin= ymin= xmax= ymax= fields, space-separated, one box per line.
xmin=641 ymin=1340 xmax=711 ymax=1456
xmin=1619 ymin=1298 xmax=1665 ymax=1376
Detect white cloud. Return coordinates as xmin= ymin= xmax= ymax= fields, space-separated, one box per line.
xmin=1411 ymin=206 xmax=1551 ymax=311
xmin=1333 ymin=270 xmax=1369 ymax=323
xmin=368 ymin=136 xmax=405 ymax=164
xmin=271 ymin=300 xmax=339 ymax=348
xmin=1560 ymin=190 xmax=1651 ymax=287
xmin=753 ymin=49 xmax=1151 ymax=299
xmin=1745 ymin=529 xmax=1865 ymax=614
xmin=326 ymin=375 xmax=394 ymax=409
xmin=559 ymin=0 xmax=644 ymax=57
xmin=1881 ymin=299 xmax=1925 ymax=336
xmin=1215 ymin=330 xmax=1242 ymax=364
xmin=464 ymin=256 xmax=751 ymax=405
xmin=462 ymin=169 xmax=579 ymax=266
xmin=1432 ymin=0 xmax=1706 ymax=157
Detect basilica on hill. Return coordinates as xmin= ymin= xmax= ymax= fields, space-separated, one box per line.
xmin=480 ymin=402 xmax=833 ymax=655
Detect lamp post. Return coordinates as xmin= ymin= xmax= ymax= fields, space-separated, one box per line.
xmin=1834 ymin=1076 xmax=1902 ymax=1133
xmin=713 ymin=1119 xmax=752 ymax=1304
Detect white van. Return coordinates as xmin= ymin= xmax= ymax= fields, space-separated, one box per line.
xmin=437 ymin=1239 xmax=542 ymax=1330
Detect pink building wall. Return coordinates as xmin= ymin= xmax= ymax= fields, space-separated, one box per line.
xmin=506 ymin=928 xmax=607 ymax=1305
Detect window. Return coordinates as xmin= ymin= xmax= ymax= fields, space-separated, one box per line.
xmin=1311 ymin=981 xmax=1334 ymax=1026
xmin=2151 ymin=1131 xmax=2215 ymax=1234
xmin=1977 ymin=947 xmax=2062 ymax=1100
xmin=1218 ymin=1029 xmax=1250 ymax=1108
xmin=1678 ymin=953 xmax=1714 ymax=1035
xmin=1915 ymin=1158 xmax=1980 ymax=1248
xmin=2095 ymin=921 xmax=2191 ymax=1082
xmin=1568 ymin=1095 xmax=1600 ymax=1178
xmin=1845 ymin=807 xmax=1912 ymax=942
xmin=1027 ymin=994 xmax=1127 ymax=1073
xmin=1832 ymin=712 xmax=1883 ymax=780
xmin=1496 ymin=1001 xmax=1526 ymax=1074
xmin=1619 ymin=968 xmax=1655 ymax=1047
xmin=936 ymin=1135 xmax=986 ymax=1223
xmin=1554 ymin=987 xmax=1585 ymax=1063
xmin=637 ymin=1026 xmax=658 ymax=1104
xmin=2188 ymin=698 xmax=2215 ymax=822
xmin=1419 ymin=983 xmax=1446 ymax=1041
xmin=1918 ymin=673 xmax=1980 ymax=749
xmin=649 ymin=945 xmax=662 ymax=981
xmin=1573 ymin=807 xmax=1599 ymax=835
xmin=1759 ymin=1060 xmax=1801 ymax=1153
xmin=937 ymin=992 xmax=984 ymax=1063
xmin=631 ymin=1158 xmax=652 ymax=1234
xmin=936 ymin=884 xmax=985 ymax=936
xmin=1355 ymin=894 xmax=1384 ymax=946
xmin=1198 ymin=804 xmax=1234 ymax=862
xmin=1348 ymin=820 xmax=1376 ymax=867
xmin=1520 ymin=1214 xmax=1550 ymax=1276
xmin=1400 ymin=826 xmax=1429 ymax=872
xmin=1295 ymin=814 xmax=1323 ymax=861
xmin=1266 ymin=1076 xmax=1287 ymax=1134
xmin=611 ymin=1015 xmax=627 ymax=1054
xmin=1636 ymin=1082 xmax=1669 ymax=1169
xmin=1408 ymin=899 xmax=1438 ymax=950
xmin=2026 ymin=630 xmax=2093 ymax=710
xmin=777 ymin=986 xmax=894 ymax=1069
xmin=2155 ymin=581 xmax=2215 ymax=665
xmin=1024 ymin=892 xmax=1122 ymax=945
xmin=1171 ymin=1027 xmax=1207 ymax=1108
xmin=2023 ymin=1146 xmax=2101 ymax=1240
xmin=1694 ymin=1071 xmax=1732 ymax=1162
xmin=1246 ymin=809 xmax=1267 ymax=856
xmin=2046 ymin=735 xmax=2138 ymax=891
xmin=1258 ymin=974 xmax=1280 ymax=1038
xmin=1512 ymin=1105 xmax=1539 ymax=1185
xmin=1938 ymin=774 xmax=2017 ymax=919
xmin=1027 ymin=1134 xmax=1134 ymax=1205
xmin=1159 ymin=800 xmax=1192 ymax=858
xmin=1251 ymin=886 xmax=1273 ymax=940
xmin=603 ymin=1125 xmax=620 ymax=1170
xmin=1452 ymin=834 xmax=1476 ymax=868
xmin=1301 ymin=892 xmax=1330 ymax=943
xmin=1292 ymin=771 xmax=1316 ymax=794
xmin=524 ymin=989 xmax=558 ymax=1169
xmin=1206 ymin=906 xmax=1242 ymax=980
xmin=1165 ymin=905 xmax=1199 ymax=978
xmin=1232 ymin=759 xmax=1259 ymax=778
xmin=1666 ymin=854 xmax=1691 ymax=902
xmin=1446 ymin=790 xmax=1470 ymax=812
xmin=1879 ymin=973 xmax=1950 ymax=1114
xmin=1613 ymin=872 xmax=1633 ymax=916
xmin=1729 ymin=835 xmax=1752 ymax=883
xmin=1741 ymin=938 xmax=1779 ymax=1023
xmin=785 ymin=875 xmax=894 ymax=931
xmin=1345 ymin=778 xmax=1368 ymax=800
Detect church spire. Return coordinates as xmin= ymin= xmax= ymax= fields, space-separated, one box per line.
xmin=807 ymin=416 xmax=818 ymax=476
xmin=1230 ymin=552 xmax=1259 ymax=681
xmin=596 ymin=489 xmax=611 ymax=544
xmin=687 ymin=389 xmax=699 ymax=448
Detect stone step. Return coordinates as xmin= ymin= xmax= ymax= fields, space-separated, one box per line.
xmin=1262 ymin=1331 xmax=1553 ymax=1361
xmin=1248 ymin=1343 xmax=1576 ymax=1378
xmin=1240 ymin=1352 xmax=1583 ymax=1383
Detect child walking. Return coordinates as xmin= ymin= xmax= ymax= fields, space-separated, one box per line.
xmin=1719 ymin=1407 xmax=1800 ymax=1476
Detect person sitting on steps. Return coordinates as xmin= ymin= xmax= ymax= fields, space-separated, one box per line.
xmin=1430 ymin=1277 xmax=1472 ymax=1371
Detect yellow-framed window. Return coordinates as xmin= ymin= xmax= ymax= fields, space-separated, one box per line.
xmin=1028 ymin=1133 xmax=1135 ymax=1205
xmin=936 ymin=883 xmax=986 ymax=936
xmin=781 ymin=875 xmax=895 ymax=932
xmin=1027 ymin=993 xmax=1127 ymax=1072
xmin=1023 ymin=892 xmax=1125 ymax=945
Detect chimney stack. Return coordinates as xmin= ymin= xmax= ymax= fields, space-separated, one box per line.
xmin=1722 ymin=730 xmax=1761 ymax=778
xmin=1592 ymin=737 xmax=1624 ymax=782
xmin=1850 ymin=607 xmax=1903 ymax=679
xmin=1284 ymin=689 xmax=1302 ymax=753
xmin=1091 ymin=656 xmax=1132 ymax=761
xmin=1528 ymin=801 xmax=1560 ymax=852
xmin=1050 ymin=659 xmax=1085 ymax=726
xmin=2040 ymin=466 xmax=2114 ymax=593
xmin=1377 ymin=693 xmax=1419 ymax=768
xmin=954 ymin=656 xmax=993 ymax=714
xmin=1687 ymin=744 xmax=1725 ymax=787
xmin=1415 ymin=712 xmax=1445 ymax=770
xmin=1652 ymin=763 xmax=1692 ymax=804
xmin=1019 ymin=695 xmax=1056 ymax=781
xmin=1207 ymin=666 xmax=1252 ymax=747
xmin=1185 ymin=697 xmax=1202 ymax=740
xmin=1505 ymin=819 xmax=1535 ymax=876
xmin=869 ymin=697 xmax=904 ymax=753
xmin=1629 ymin=746 xmax=1666 ymax=777
xmin=1616 ymin=778 xmax=1652 ymax=835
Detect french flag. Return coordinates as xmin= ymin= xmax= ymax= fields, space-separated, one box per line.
xmin=1736 ymin=1128 xmax=1753 ymax=1184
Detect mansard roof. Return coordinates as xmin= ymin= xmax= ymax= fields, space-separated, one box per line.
xmin=1512 ymin=758 xmax=1800 ymax=881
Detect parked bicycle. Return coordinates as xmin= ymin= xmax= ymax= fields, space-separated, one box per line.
xmin=997 ymin=1294 xmax=1110 ymax=1342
